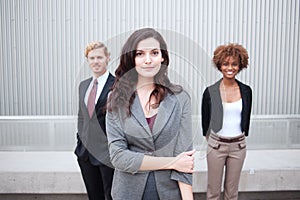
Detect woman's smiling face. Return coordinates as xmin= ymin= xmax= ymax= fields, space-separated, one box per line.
xmin=135 ymin=37 xmax=164 ymax=80
xmin=220 ymin=56 xmax=240 ymax=80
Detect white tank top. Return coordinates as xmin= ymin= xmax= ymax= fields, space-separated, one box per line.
xmin=217 ymin=99 xmax=242 ymax=137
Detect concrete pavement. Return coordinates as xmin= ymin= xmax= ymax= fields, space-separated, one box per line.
xmin=0 ymin=150 xmax=300 ymax=196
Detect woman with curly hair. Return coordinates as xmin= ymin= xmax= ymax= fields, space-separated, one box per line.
xmin=106 ymin=28 xmax=195 ymax=200
xmin=201 ymin=43 xmax=252 ymax=200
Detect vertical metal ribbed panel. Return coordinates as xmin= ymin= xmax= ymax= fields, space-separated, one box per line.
xmin=0 ymin=0 xmax=299 ymax=115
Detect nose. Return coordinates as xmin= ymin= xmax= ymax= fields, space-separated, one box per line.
xmin=91 ymin=59 xmax=98 ymax=65
xmin=94 ymin=58 xmax=100 ymax=63
xmin=145 ymin=53 xmax=151 ymax=64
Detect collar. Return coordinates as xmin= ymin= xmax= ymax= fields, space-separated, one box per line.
xmin=94 ymin=70 xmax=109 ymax=83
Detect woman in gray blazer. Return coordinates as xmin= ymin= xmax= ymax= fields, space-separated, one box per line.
xmin=106 ymin=28 xmax=195 ymax=200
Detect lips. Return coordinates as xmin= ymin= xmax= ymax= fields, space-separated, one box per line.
xmin=141 ymin=66 xmax=156 ymax=70
xmin=93 ymin=65 xmax=102 ymax=69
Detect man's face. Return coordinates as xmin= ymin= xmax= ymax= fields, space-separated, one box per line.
xmin=87 ymin=48 xmax=109 ymax=77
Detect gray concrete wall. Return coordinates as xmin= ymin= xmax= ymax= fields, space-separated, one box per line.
xmin=1 ymin=115 xmax=300 ymax=151
xmin=1 ymin=0 xmax=300 ymax=116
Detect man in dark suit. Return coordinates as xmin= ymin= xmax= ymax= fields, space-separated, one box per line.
xmin=75 ymin=41 xmax=115 ymax=200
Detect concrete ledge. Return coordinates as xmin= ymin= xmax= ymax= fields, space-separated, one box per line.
xmin=193 ymin=149 xmax=300 ymax=193
xmin=0 ymin=152 xmax=86 ymax=194
xmin=0 ymin=150 xmax=300 ymax=194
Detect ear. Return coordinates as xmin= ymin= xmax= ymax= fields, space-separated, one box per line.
xmin=106 ymin=56 xmax=111 ymax=64
xmin=161 ymin=57 xmax=164 ymax=63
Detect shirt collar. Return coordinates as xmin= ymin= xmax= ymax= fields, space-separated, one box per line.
xmin=94 ymin=70 xmax=109 ymax=83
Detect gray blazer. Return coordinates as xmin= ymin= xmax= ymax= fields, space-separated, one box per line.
xmin=75 ymin=74 xmax=115 ymax=167
xmin=106 ymin=90 xmax=193 ymax=200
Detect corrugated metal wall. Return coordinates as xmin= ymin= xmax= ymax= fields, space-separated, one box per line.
xmin=1 ymin=0 xmax=299 ymax=116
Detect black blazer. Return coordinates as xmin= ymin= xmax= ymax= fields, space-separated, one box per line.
xmin=75 ymin=73 xmax=115 ymax=167
xmin=201 ymin=79 xmax=252 ymax=137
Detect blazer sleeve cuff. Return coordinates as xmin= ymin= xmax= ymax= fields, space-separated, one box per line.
xmin=170 ymin=170 xmax=193 ymax=185
xmin=109 ymin=143 xmax=145 ymax=174
xmin=127 ymin=153 xmax=145 ymax=174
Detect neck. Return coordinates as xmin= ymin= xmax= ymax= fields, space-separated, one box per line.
xmin=136 ymin=77 xmax=155 ymax=92
xmin=136 ymin=82 xmax=155 ymax=94
xmin=94 ymin=69 xmax=107 ymax=78
xmin=222 ymin=78 xmax=236 ymax=87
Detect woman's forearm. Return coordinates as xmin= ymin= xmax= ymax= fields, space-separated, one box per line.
xmin=178 ymin=181 xmax=193 ymax=200
xmin=139 ymin=155 xmax=175 ymax=170
xmin=139 ymin=150 xmax=195 ymax=173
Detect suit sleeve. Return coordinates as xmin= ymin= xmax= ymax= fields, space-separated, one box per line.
xmin=106 ymin=110 xmax=145 ymax=174
xmin=77 ymin=83 xmax=84 ymax=140
xmin=201 ymin=87 xmax=211 ymax=136
xmin=170 ymin=92 xmax=193 ymax=185
xmin=244 ymin=86 xmax=252 ymax=136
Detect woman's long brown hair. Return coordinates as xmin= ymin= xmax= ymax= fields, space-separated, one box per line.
xmin=107 ymin=28 xmax=182 ymax=115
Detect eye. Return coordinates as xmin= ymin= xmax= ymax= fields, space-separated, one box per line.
xmin=152 ymin=50 xmax=160 ymax=56
xmin=135 ymin=51 xmax=144 ymax=57
xmin=222 ymin=62 xmax=228 ymax=66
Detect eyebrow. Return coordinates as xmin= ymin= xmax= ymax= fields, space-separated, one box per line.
xmin=136 ymin=48 xmax=160 ymax=51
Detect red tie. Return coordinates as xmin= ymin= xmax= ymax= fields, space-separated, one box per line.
xmin=87 ymin=79 xmax=98 ymax=118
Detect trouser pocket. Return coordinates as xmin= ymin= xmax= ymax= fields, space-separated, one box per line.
xmin=207 ymin=136 xmax=220 ymax=150
xmin=238 ymin=141 xmax=246 ymax=149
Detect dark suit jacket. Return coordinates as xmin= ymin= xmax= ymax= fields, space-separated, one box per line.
xmin=201 ymin=79 xmax=252 ymax=137
xmin=106 ymin=90 xmax=193 ymax=200
xmin=75 ymin=73 xmax=115 ymax=168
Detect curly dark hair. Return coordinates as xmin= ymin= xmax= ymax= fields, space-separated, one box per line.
xmin=213 ymin=43 xmax=249 ymax=72
xmin=108 ymin=28 xmax=182 ymax=114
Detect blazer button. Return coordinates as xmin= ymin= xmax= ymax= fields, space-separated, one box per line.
xmin=145 ymin=151 xmax=153 ymax=155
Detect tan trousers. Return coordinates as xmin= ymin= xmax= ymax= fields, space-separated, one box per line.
xmin=206 ymin=132 xmax=246 ymax=200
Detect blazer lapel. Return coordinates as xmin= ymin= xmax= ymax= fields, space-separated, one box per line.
xmin=210 ymin=79 xmax=223 ymax=111
xmin=131 ymin=93 xmax=177 ymax=137
xmin=131 ymin=95 xmax=152 ymax=136
xmin=209 ymin=79 xmax=223 ymax=132
xmin=236 ymin=79 xmax=249 ymax=116
xmin=152 ymin=94 xmax=177 ymax=135
xmin=80 ymin=77 xmax=93 ymax=115
xmin=95 ymin=74 xmax=114 ymax=107
xmin=81 ymin=77 xmax=92 ymax=101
